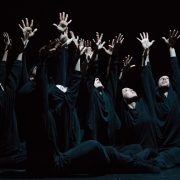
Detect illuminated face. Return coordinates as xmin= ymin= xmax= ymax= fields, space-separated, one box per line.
xmin=122 ymin=87 xmax=138 ymax=100
xmin=94 ymin=78 xmax=104 ymax=88
xmin=158 ymin=76 xmax=170 ymax=88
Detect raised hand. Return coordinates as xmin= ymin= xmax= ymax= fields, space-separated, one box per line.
xmin=119 ymin=55 xmax=135 ymax=80
xmin=137 ymin=32 xmax=155 ymax=50
xmin=3 ymin=32 xmax=12 ymax=51
xmin=69 ymin=31 xmax=79 ymax=48
xmin=84 ymin=40 xmax=93 ymax=62
xmin=103 ymin=33 xmax=124 ymax=55
xmin=53 ymin=12 xmax=72 ymax=33
xmin=39 ymin=38 xmax=61 ymax=59
xmin=122 ymin=55 xmax=135 ymax=69
xmin=162 ymin=29 xmax=180 ymax=47
xmin=78 ymin=39 xmax=87 ymax=55
xmin=103 ymin=39 xmax=115 ymax=55
xmin=92 ymin=32 xmax=106 ymax=50
xmin=48 ymin=38 xmax=61 ymax=52
xmin=18 ymin=18 xmax=38 ymax=47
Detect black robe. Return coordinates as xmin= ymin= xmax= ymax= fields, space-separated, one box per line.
xmin=136 ymin=59 xmax=180 ymax=169
xmin=155 ymin=57 xmax=180 ymax=148
xmin=48 ymin=71 xmax=82 ymax=152
xmin=120 ymin=64 xmax=161 ymax=148
xmin=26 ymin=58 xmax=160 ymax=176
xmin=0 ymin=60 xmax=26 ymax=168
xmin=84 ymin=56 xmax=121 ymax=145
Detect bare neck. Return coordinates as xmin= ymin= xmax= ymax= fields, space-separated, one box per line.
xmin=127 ymin=101 xmax=136 ymax=109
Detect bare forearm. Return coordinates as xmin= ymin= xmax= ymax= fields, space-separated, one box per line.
xmin=169 ymin=47 xmax=176 ymax=57
xmin=2 ymin=50 xmax=9 ymax=62
xmin=142 ymin=49 xmax=150 ymax=66
xmin=16 ymin=52 xmax=23 ymax=61
xmin=75 ymin=58 xmax=81 ymax=71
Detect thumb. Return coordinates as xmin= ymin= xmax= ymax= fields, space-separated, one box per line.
xmin=162 ymin=37 xmax=167 ymax=42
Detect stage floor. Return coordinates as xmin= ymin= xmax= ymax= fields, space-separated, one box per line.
xmin=1 ymin=166 xmax=180 ymax=180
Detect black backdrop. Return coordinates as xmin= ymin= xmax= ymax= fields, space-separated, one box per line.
xmin=0 ymin=0 xmax=180 ymax=82
xmin=0 ymin=0 xmax=180 ymax=133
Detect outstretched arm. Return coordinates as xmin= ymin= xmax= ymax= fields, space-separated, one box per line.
xmin=5 ymin=58 xmax=22 ymax=92
xmin=162 ymin=29 xmax=180 ymax=96
xmin=85 ymin=32 xmax=105 ymax=89
xmin=2 ymin=32 xmax=12 ymax=62
xmin=18 ymin=18 xmax=38 ymax=84
xmin=0 ymin=32 xmax=12 ymax=87
xmin=119 ymin=55 xmax=135 ymax=80
xmin=137 ymin=32 xmax=156 ymax=113
xmin=6 ymin=18 xmax=38 ymax=92
xmin=53 ymin=12 xmax=73 ymax=85
xmin=67 ymin=39 xmax=86 ymax=106
xmin=137 ymin=32 xmax=155 ymax=66
xmin=104 ymin=33 xmax=125 ymax=101
xmin=35 ymin=43 xmax=59 ymax=146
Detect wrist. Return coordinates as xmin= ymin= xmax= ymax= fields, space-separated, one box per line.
xmin=169 ymin=47 xmax=176 ymax=57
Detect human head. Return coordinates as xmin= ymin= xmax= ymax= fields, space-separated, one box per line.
xmin=158 ymin=75 xmax=170 ymax=88
xmin=122 ymin=87 xmax=138 ymax=101
xmin=94 ymin=78 xmax=104 ymax=88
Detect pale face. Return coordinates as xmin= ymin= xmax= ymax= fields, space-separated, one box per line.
xmin=158 ymin=76 xmax=170 ymax=88
xmin=122 ymin=87 xmax=138 ymax=100
xmin=94 ymin=78 xmax=104 ymax=88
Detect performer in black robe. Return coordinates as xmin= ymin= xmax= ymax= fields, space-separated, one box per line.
xmin=0 ymin=32 xmax=26 ymax=169
xmin=83 ymin=33 xmax=121 ymax=145
xmin=25 ymin=39 xmax=160 ymax=177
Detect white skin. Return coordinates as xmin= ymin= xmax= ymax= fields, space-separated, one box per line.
xmin=17 ymin=18 xmax=37 ymax=62
xmin=91 ymin=33 xmax=106 ymax=89
xmin=18 ymin=18 xmax=38 ymax=48
xmin=122 ymin=87 xmax=138 ymax=109
xmin=94 ymin=78 xmax=104 ymax=88
xmin=158 ymin=76 xmax=170 ymax=88
xmin=30 ymin=66 xmax=37 ymax=80
xmin=122 ymin=87 xmax=138 ymax=99
xmin=2 ymin=32 xmax=12 ymax=65
xmin=158 ymin=76 xmax=170 ymax=98
xmin=136 ymin=32 xmax=155 ymax=66
xmin=0 ymin=83 xmax=4 ymax=91
xmin=56 ymin=37 xmax=86 ymax=93
xmin=56 ymin=85 xmax=68 ymax=93
xmin=53 ymin=12 xmax=72 ymax=33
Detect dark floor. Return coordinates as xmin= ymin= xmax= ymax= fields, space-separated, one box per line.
xmin=1 ymin=167 xmax=180 ymax=180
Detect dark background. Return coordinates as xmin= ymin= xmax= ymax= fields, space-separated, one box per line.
xmin=0 ymin=0 xmax=180 ymax=136
xmin=0 ymin=0 xmax=180 ymax=78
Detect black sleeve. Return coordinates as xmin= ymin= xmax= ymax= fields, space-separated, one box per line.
xmin=140 ymin=63 xmax=156 ymax=114
xmin=106 ymin=55 xmax=120 ymax=104
xmin=0 ymin=61 xmax=7 ymax=85
xmin=86 ymin=59 xmax=99 ymax=92
xmin=35 ymin=60 xmax=49 ymax=115
xmin=67 ymin=71 xmax=82 ymax=106
xmin=5 ymin=60 xmax=22 ymax=92
xmin=20 ymin=52 xmax=30 ymax=85
xmin=35 ymin=57 xmax=59 ymax=149
xmin=170 ymin=57 xmax=180 ymax=98
xmin=18 ymin=81 xmax=35 ymax=96
xmin=55 ymin=47 xmax=69 ymax=86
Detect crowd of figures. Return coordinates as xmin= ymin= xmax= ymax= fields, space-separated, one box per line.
xmin=1 ymin=12 xmax=180 ymax=177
